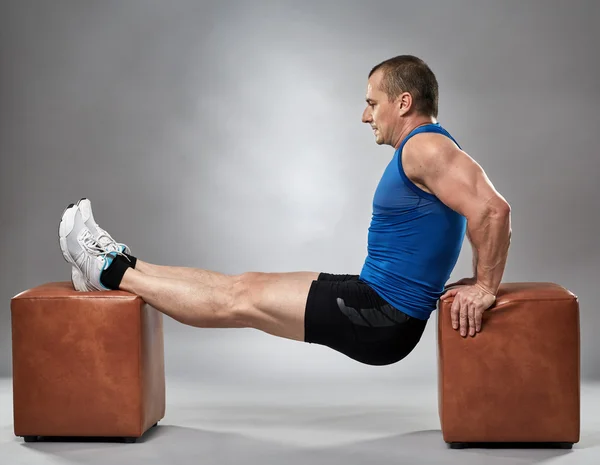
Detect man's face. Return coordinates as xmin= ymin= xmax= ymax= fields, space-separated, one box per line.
xmin=361 ymin=70 xmax=401 ymax=146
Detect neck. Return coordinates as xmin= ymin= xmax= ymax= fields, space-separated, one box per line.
xmin=393 ymin=116 xmax=437 ymax=149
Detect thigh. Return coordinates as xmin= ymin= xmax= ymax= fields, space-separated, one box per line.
xmin=240 ymin=271 xmax=321 ymax=342
xmin=304 ymin=278 xmax=428 ymax=366
xmin=240 ymin=271 xmax=360 ymax=343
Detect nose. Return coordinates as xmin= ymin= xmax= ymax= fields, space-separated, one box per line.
xmin=362 ymin=106 xmax=372 ymax=124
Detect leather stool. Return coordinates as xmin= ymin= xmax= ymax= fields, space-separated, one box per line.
xmin=11 ymin=282 xmax=165 ymax=443
xmin=437 ymin=282 xmax=580 ymax=449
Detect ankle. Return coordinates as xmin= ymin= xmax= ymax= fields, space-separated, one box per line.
xmin=119 ymin=267 xmax=138 ymax=293
xmin=100 ymin=254 xmax=133 ymax=290
xmin=135 ymin=260 xmax=151 ymax=274
xmin=123 ymin=253 xmax=137 ymax=269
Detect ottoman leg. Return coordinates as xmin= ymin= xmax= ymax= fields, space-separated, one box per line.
xmin=448 ymin=442 xmax=468 ymax=449
xmin=23 ymin=436 xmax=39 ymax=443
xmin=448 ymin=441 xmax=574 ymax=449
xmin=122 ymin=437 xmax=137 ymax=443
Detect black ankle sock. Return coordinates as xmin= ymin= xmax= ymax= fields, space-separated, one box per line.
xmin=101 ymin=254 xmax=134 ymax=290
xmin=123 ymin=253 xmax=137 ymax=269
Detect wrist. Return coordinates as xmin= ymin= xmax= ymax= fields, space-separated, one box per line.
xmin=475 ymin=282 xmax=496 ymax=296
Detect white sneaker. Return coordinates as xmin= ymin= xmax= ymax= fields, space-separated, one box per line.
xmin=77 ymin=198 xmax=131 ymax=254
xmin=57 ymin=203 xmax=88 ymax=291
xmin=70 ymin=262 xmax=91 ymax=291
xmin=59 ymin=204 xmax=130 ymax=291
xmin=70 ymin=198 xmax=132 ymax=291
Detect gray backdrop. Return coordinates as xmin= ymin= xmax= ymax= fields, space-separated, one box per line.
xmin=1 ymin=0 xmax=598 ymax=383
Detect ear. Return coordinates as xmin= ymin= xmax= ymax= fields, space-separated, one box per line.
xmin=396 ymin=91 xmax=413 ymax=116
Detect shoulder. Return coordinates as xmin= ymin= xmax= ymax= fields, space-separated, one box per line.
xmin=401 ymin=132 xmax=464 ymax=185
xmin=403 ymin=132 xmax=461 ymax=167
xmin=402 ymin=132 xmax=509 ymax=218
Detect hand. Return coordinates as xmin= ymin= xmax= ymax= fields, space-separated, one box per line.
xmin=440 ymin=283 xmax=496 ymax=337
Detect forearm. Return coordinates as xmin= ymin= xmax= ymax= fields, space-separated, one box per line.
xmin=467 ymin=206 xmax=512 ymax=295
xmin=466 ymin=228 xmax=478 ymax=278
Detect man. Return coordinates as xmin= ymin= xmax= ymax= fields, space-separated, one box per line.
xmin=59 ymin=55 xmax=511 ymax=366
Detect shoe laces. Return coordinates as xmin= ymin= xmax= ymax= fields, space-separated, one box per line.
xmin=96 ymin=230 xmax=127 ymax=253
xmin=80 ymin=229 xmax=131 ymax=271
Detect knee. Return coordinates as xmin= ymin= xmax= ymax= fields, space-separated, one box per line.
xmin=232 ymin=272 xmax=266 ymax=324
xmin=234 ymin=272 xmax=264 ymax=307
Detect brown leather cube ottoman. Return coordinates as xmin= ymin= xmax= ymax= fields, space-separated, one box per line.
xmin=437 ymin=282 xmax=580 ymax=449
xmin=11 ymin=282 xmax=166 ymax=443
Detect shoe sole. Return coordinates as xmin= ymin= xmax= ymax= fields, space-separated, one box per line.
xmin=59 ymin=203 xmax=91 ymax=292
xmin=71 ymin=266 xmax=90 ymax=292
xmin=76 ymin=197 xmax=90 ymax=222
xmin=58 ymin=203 xmax=77 ymax=267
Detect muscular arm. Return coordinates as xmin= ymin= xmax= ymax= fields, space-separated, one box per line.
xmin=405 ymin=133 xmax=512 ymax=295
xmin=466 ymin=200 xmax=511 ymax=295
xmin=466 ymin=228 xmax=478 ymax=279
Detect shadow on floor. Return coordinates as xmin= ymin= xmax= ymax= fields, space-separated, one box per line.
xmin=17 ymin=424 xmax=576 ymax=465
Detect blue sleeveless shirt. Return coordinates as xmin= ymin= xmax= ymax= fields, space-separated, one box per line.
xmin=359 ymin=123 xmax=467 ymax=320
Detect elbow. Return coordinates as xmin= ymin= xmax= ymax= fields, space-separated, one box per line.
xmin=467 ymin=200 xmax=511 ymax=225
xmin=490 ymin=200 xmax=511 ymax=219
xmin=492 ymin=201 xmax=512 ymax=245
xmin=494 ymin=200 xmax=511 ymax=215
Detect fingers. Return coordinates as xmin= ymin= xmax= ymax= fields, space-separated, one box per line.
xmin=475 ymin=308 xmax=483 ymax=333
xmin=459 ymin=300 xmax=468 ymax=337
xmin=450 ymin=293 xmax=469 ymax=336
xmin=450 ymin=294 xmax=460 ymax=330
xmin=468 ymin=303 xmax=476 ymax=337
xmin=441 ymin=287 xmax=459 ymax=300
xmin=446 ymin=288 xmax=485 ymax=337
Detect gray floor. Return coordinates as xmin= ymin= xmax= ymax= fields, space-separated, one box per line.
xmin=1 ymin=377 xmax=599 ymax=465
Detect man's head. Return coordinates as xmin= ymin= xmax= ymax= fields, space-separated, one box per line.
xmin=362 ymin=55 xmax=439 ymax=148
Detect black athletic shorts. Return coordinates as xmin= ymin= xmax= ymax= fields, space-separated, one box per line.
xmin=304 ymin=273 xmax=427 ymax=366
